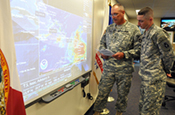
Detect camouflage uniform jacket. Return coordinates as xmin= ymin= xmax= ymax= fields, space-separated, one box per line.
xmin=139 ymin=24 xmax=175 ymax=82
xmin=99 ymin=21 xmax=141 ymax=72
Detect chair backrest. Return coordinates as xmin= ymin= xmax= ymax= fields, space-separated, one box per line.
xmin=167 ymin=61 xmax=175 ymax=87
xmin=171 ymin=61 xmax=175 ymax=71
xmin=167 ymin=77 xmax=175 ymax=88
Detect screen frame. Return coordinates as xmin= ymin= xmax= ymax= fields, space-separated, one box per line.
xmin=10 ymin=0 xmax=94 ymax=107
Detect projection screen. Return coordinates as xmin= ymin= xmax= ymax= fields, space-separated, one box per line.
xmin=10 ymin=0 xmax=93 ymax=105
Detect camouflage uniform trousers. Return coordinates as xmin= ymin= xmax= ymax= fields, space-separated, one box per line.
xmin=93 ymin=69 xmax=132 ymax=113
xmin=139 ymin=80 xmax=166 ymax=115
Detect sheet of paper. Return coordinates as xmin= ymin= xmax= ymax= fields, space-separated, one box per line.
xmin=98 ymin=49 xmax=114 ymax=56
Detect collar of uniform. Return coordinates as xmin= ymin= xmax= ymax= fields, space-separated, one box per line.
xmin=144 ymin=24 xmax=155 ymax=37
xmin=114 ymin=20 xmax=128 ymax=31
xmin=146 ymin=24 xmax=155 ymax=33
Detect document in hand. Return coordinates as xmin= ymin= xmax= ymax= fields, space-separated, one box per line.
xmin=98 ymin=49 xmax=114 ymax=56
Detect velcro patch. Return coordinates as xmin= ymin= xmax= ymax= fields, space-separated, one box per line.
xmin=159 ymin=40 xmax=171 ymax=51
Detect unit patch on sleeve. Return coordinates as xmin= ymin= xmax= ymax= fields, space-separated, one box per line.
xmin=160 ymin=40 xmax=171 ymax=51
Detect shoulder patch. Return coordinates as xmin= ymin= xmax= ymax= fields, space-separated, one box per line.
xmin=160 ymin=40 xmax=171 ymax=51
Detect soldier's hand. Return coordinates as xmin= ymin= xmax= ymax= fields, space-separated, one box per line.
xmin=101 ymin=53 xmax=109 ymax=59
xmin=167 ymin=73 xmax=172 ymax=77
xmin=112 ymin=52 xmax=124 ymax=60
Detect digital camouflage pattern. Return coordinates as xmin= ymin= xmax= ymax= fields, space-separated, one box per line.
xmin=99 ymin=21 xmax=141 ymax=73
xmin=139 ymin=24 xmax=175 ymax=115
xmin=93 ymin=21 xmax=141 ymax=113
xmin=93 ymin=70 xmax=132 ymax=113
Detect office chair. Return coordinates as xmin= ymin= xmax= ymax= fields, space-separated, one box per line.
xmin=162 ymin=66 xmax=175 ymax=107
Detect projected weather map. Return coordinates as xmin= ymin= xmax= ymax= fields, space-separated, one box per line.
xmin=10 ymin=0 xmax=92 ymax=105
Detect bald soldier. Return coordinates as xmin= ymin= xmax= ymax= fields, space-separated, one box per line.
xmin=93 ymin=3 xmax=141 ymax=115
xmin=137 ymin=7 xmax=175 ymax=115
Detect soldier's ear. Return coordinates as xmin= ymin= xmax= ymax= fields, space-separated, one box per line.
xmin=121 ymin=10 xmax=125 ymax=15
xmin=149 ymin=17 xmax=153 ymax=22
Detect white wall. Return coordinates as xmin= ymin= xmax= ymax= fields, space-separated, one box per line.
xmin=26 ymin=0 xmax=109 ymax=115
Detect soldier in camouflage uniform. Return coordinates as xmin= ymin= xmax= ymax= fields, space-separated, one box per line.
xmin=137 ymin=7 xmax=175 ymax=115
xmin=93 ymin=4 xmax=141 ymax=115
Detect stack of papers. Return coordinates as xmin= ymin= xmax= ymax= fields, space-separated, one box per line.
xmin=98 ymin=49 xmax=114 ymax=56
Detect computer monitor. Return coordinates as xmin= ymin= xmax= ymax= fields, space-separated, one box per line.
xmin=160 ymin=18 xmax=175 ymax=31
